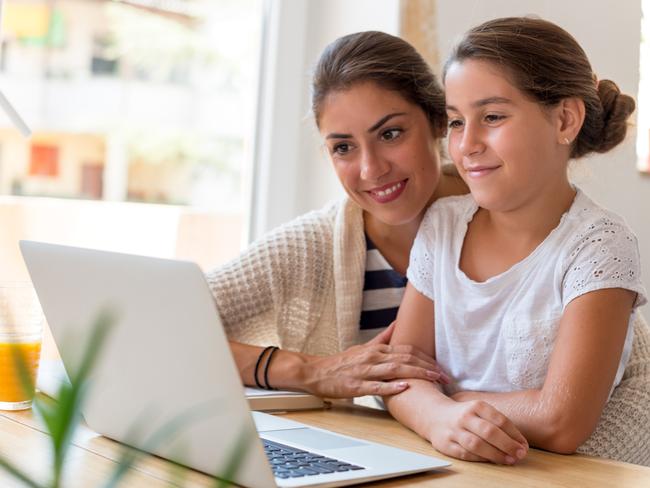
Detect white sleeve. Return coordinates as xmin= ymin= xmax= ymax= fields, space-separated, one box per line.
xmin=562 ymin=216 xmax=647 ymax=309
xmin=406 ymin=207 xmax=437 ymax=301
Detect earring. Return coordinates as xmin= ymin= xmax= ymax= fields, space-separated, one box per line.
xmin=563 ymin=137 xmax=571 ymax=145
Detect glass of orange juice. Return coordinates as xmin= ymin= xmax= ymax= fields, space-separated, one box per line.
xmin=0 ymin=282 xmax=44 ymax=410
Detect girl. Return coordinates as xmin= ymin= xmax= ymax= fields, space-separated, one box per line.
xmin=385 ymin=17 xmax=648 ymax=466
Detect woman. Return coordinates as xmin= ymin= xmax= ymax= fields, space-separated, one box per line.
xmin=384 ymin=17 xmax=650 ymax=467
xmin=206 ymin=30 xmax=464 ymax=398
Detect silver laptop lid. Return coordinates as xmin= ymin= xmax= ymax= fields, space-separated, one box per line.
xmin=20 ymin=240 xmax=275 ymax=488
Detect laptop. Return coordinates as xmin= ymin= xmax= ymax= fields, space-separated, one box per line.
xmin=20 ymin=240 xmax=450 ymax=487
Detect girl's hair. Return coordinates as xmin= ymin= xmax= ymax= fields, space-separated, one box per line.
xmin=444 ymin=17 xmax=635 ymax=158
xmin=312 ymin=31 xmax=447 ymax=138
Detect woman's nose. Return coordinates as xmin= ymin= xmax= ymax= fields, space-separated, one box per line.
xmin=359 ymin=148 xmax=390 ymax=181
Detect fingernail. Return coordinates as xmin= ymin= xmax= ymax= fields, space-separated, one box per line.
xmin=505 ymin=456 xmax=516 ymax=465
xmin=397 ymin=381 xmax=409 ymax=388
xmin=440 ymin=373 xmax=451 ymax=384
xmin=516 ymin=449 xmax=526 ymax=459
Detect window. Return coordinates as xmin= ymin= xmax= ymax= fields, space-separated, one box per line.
xmin=638 ymin=0 xmax=650 ymax=174
xmin=1 ymin=0 xmax=263 ymax=272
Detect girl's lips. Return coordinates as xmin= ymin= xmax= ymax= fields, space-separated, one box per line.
xmin=465 ymin=166 xmax=500 ymax=178
xmin=366 ymin=179 xmax=408 ymax=203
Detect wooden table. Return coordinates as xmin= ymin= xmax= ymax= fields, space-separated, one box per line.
xmin=1 ymin=400 xmax=649 ymax=487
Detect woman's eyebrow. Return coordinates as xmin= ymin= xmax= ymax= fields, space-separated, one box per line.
xmin=325 ymin=112 xmax=407 ymax=140
xmin=367 ymin=112 xmax=406 ymax=133
xmin=446 ymin=96 xmax=513 ymax=112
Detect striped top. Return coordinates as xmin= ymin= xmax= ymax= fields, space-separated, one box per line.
xmin=358 ymin=235 xmax=408 ymax=343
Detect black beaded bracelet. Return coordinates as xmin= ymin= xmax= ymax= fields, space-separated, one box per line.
xmin=254 ymin=346 xmax=275 ymax=389
xmin=263 ymin=346 xmax=280 ymax=391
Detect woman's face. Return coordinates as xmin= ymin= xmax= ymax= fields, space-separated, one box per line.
xmin=318 ymin=81 xmax=441 ymax=227
xmin=444 ymin=59 xmax=569 ymax=212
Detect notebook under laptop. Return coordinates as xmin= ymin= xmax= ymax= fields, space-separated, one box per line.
xmin=20 ymin=240 xmax=450 ymax=487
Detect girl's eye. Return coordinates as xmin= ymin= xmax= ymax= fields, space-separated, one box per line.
xmin=485 ymin=114 xmax=506 ymax=123
xmin=380 ymin=128 xmax=402 ymax=141
xmin=448 ymin=119 xmax=464 ymax=130
xmin=332 ymin=142 xmax=352 ymax=155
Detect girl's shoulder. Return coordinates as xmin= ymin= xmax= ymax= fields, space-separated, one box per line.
xmin=564 ymin=189 xmax=638 ymax=245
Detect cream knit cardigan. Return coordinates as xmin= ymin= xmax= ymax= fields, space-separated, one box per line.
xmin=206 ymin=197 xmax=650 ymax=466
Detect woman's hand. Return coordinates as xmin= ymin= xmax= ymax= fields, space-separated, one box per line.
xmin=301 ymin=322 xmax=449 ymax=398
xmin=429 ymin=399 xmax=529 ymax=465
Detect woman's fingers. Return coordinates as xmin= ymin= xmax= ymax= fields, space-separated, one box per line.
xmin=366 ymin=363 xmax=445 ymax=383
xmin=367 ymin=321 xmax=396 ymax=345
xmin=356 ymin=380 xmax=410 ymax=396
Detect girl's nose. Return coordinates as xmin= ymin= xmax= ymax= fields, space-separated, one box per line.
xmin=459 ymin=122 xmax=485 ymax=157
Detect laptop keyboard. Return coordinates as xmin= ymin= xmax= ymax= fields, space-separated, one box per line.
xmin=262 ymin=438 xmax=365 ymax=479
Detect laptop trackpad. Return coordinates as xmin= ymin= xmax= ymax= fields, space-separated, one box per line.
xmin=267 ymin=428 xmax=367 ymax=450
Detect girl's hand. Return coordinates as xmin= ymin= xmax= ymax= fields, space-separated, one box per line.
xmin=430 ymin=400 xmax=529 ymax=465
xmin=302 ymin=322 xmax=449 ymax=398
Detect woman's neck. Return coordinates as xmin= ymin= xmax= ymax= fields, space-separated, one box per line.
xmin=364 ymin=213 xmax=419 ymax=276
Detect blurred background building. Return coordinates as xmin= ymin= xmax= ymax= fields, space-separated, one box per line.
xmin=0 ymin=0 xmax=261 ymax=272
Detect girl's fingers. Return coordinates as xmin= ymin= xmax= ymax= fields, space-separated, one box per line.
xmin=462 ymin=417 xmax=525 ymax=463
xmin=454 ymin=430 xmax=516 ymax=464
xmin=445 ymin=440 xmax=488 ymax=462
xmin=475 ymin=402 xmax=529 ymax=449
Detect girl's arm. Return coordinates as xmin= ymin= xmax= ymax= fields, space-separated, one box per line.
xmin=384 ymin=283 xmax=529 ymax=464
xmin=452 ymin=287 xmax=636 ymax=453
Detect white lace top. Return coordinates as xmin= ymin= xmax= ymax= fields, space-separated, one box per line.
xmin=407 ymin=189 xmax=647 ymax=394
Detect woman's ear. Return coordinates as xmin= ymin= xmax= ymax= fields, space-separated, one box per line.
xmin=556 ymin=97 xmax=586 ymax=146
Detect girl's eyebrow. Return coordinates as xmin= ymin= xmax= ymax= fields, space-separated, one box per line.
xmin=446 ymin=96 xmax=513 ymax=112
xmin=325 ymin=112 xmax=407 ymax=140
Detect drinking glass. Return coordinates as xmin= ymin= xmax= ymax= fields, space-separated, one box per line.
xmin=0 ymin=282 xmax=44 ymax=410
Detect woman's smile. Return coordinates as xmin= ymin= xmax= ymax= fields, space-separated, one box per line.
xmin=366 ymin=178 xmax=408 ymax=203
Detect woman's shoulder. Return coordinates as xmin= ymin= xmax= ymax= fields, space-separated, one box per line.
xmin=257 ymin=198 xmax=348 ymax=243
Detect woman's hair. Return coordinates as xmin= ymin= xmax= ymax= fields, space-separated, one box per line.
xmin=444 ymin=17 xmax=635 ymax=158
xmin=312 ymin=31 xmax=447 ymax=138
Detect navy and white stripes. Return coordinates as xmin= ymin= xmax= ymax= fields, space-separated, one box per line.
xmin=358 ymin=235 xmax=407 ymax=343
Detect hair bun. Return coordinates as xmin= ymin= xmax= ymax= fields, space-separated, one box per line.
xmin=594 ymin=79 xmax=636 ymax=154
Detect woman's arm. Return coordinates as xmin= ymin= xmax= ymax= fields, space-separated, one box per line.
xmin=452 ymin=288 xmax=636 ymax=453
xmin=229 ymin=322 xmax=447 ymax=397
xmin=208 ymin=205 xmax=447 ymax=398
xmin=384 ymin=284 xmax=528 ymax=464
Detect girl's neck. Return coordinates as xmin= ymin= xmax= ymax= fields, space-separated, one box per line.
xmin=460 ymin=179 xmax=576 ymax=283
xmin=482 ymin=180 xmax=576 ymax=239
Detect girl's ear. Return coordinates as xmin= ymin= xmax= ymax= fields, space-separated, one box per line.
xmin=556 ymin=97 xmax=586 ymax=146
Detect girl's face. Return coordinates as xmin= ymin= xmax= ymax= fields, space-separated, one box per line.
xmin=445 ymin=59 xmax=570 ymax=212
xmin=318 ymin=81 xmax=441 ymax=227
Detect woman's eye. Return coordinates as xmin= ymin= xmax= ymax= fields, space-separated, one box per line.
xmin=380 ymin=128 xmax=402 ymax=141
xmin=448 ymin=119 xmax=464 ymax=130
xmin=332 ymin=142 xmax=352 ymax=155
